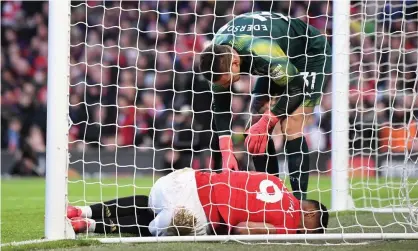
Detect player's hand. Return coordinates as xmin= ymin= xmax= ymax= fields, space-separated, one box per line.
xmin=219 ymin=136 xmax=239 ymax=171
xmin=245 ymin=110 xmax=280 ymax=154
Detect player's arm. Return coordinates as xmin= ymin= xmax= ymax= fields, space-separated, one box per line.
xmin=148 ymin=208 xmax=172 ymax=236
xmin=212 ymin=84 xmax=233 ymax=137
xmin=232 ymin=222 xmax=297 ymax=235
xmin=232 ymin=222 xmax=277 ymax=235
xmin=249 ymin=37 xmax=304 ymax=118
xmin=246 ymin=51 xmax=304 ymax=154
xmin=212 ymin=84 xmax=239 ymax=170
xmin=258 ymin=55 xmax=305 ymax=119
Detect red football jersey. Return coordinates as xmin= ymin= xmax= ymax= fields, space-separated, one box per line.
xmin=195 ymin=171 xmax=301 ymax=234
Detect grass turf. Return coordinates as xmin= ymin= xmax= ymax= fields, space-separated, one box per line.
xmin=2 ymin=175 xmax=418 ymax=250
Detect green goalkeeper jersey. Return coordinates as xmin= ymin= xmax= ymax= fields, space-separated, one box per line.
xmin=211 ymin=12 xmax=332 ymax=136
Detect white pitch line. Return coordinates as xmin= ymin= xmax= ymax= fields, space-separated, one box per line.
xmin=3 ymin=196 xmax=118 ymax=201
xmin=0 ymin=239 xmax=54 ymax=247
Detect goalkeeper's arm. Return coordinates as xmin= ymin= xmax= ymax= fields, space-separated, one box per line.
xmin=267 ymin=57 xmax=305 ymax=118
xmin=245 ymin=58 xmax=305 ymax=154
xmin=270 ymin=74 xmax=305 ymax=118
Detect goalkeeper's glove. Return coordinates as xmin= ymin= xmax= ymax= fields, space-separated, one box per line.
xmin=245 ymin=110 xmax=280 ymax=154
xmin=219 ymin=136 xmax=239 ymax=171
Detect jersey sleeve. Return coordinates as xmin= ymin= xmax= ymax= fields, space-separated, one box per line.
xmin=254 ymin=57 xmax=305 ymax=118
xmin=253 ymin=55 xmax=298 ymax=86
xmin=249 ymin=38 xmax=298 ymax=84
xmin=148 ymin=208 xmax=173 ymax=236
xmin=270 ymin=74 xmax=305 ymax=118
xmin=254 ymin=54 xmax=305 ymax=118
xmin=250 ymin=39 xmax=305 ymax=118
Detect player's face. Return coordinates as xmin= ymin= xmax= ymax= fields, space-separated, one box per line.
xmin=300 ymin=212 xmax=319 ymax=233
xmin=214 ymin=74 xmax=233 ymax=88
xmin=213 ymin=55 xmax=241 ymax=88
xmin=298 ymin=201 xmax=321 ymax=233
xmin=230 ymin=53 xmax=241 ymax=82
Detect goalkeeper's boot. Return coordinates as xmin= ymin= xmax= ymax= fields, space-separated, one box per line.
xmin=71 ymin=217 xmax=92 ymax=234
xmin=67 ymin=205 xmax=82 ymax=219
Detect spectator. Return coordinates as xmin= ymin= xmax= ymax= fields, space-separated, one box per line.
xmin=7 ymin=117 xmax=22 ymax=153
xmin=162 ymin=150 xmax=183 ymax=172
xmin=115 ymin=95 xmax=135 ymax=147
xmin=1 ymin=1 xmax=417 ymax=176
xmin=9 ymin=142 xmax=41 ymax=177
xmin=27 ymin=125 xmax=45 ymax=154
xmin=379 ymin=97 xmax=418 ymax=153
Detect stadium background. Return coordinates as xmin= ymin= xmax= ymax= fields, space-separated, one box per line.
xmin=1 ymin=1 xmax=417 ymax=177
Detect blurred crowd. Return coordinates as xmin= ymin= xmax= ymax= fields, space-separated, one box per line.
xmin=1 ymin=1 xmax=417 ymax=175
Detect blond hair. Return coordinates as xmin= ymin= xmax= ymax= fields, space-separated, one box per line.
xmin=166 ymin=207 xmax=197 ymax=236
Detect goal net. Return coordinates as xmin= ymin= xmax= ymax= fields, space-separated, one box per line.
xmin=46 ymin=0 xmax=418 ymax=243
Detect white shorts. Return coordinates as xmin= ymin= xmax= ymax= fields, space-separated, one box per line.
xmin=148 ymin=168 xmax=209 ymax=236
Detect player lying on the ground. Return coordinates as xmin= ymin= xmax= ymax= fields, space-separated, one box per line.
xmin=68 ymin=168 xmax=329 ymax=236
xmin=199 ymin=12 xmax=332 ymax=200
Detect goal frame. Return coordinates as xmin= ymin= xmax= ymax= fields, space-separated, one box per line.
xmin=45 ymin=0 xmax=418 ymax=241
xmin=45 ymin=0 xmax=73 ymax=240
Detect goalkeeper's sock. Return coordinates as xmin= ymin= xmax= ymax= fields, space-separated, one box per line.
xmin=285 ymin=137 xmax=310 ymax=200
xmin=89 ymin=195 xmax=149 ymax=218
xmin=71 ymin=217 xmax=96 ymax=233
xmin=94 ymin=218 xmax=120 ymax=234
xmin=94 ymin=215 xmax=153 ymax=236
xmin=67 ymin=205 xmax=91 ymax=219
xmin=79 ymin=206 xmax=92 ymax=218
xmin=252 ymin=138 xmax=279 ymax=175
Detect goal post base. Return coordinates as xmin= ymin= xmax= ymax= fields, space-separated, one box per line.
xmin=63 ymin=218 xmax=76 ymax=240
xmin=95 ymin=233 xmax=418 ymax=243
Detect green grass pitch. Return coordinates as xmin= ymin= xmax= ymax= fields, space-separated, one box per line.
xmin=2 ymin=175 xmax=418 ymax=251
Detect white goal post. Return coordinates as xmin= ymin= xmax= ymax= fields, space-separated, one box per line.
xmin=45 ymin=0 xmax=418 ymax=242
xmin=45 ymin=0 xmax=72 ymax=240
xmin=330 ymin=0 xmax=350 ymax=212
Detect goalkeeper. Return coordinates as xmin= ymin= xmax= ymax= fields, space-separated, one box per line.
xmin=68 ymin=168 xmax=329 ymax=236
xmin=199 ymin=12 xmax=332 ymax=200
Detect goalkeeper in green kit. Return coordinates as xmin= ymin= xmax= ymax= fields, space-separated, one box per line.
xmin=199 ymin=12 xmax=332 ymax=200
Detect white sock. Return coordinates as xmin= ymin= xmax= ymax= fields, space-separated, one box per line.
xmin=87 ymin=219 xmax=96 ymax=233
xmin=78 ymin=206 xmax=92 ymax=218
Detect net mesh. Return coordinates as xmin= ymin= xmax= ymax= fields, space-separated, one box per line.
xmin=67 ymin=0 xmax=418 ymax=242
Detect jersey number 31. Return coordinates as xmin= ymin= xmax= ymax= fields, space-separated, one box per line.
xmin=301 ymin=72 xmax=317 ymax=94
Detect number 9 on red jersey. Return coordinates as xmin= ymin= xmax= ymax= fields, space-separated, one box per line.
xmin=211 ymin=171 xmax=301 ymax=234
